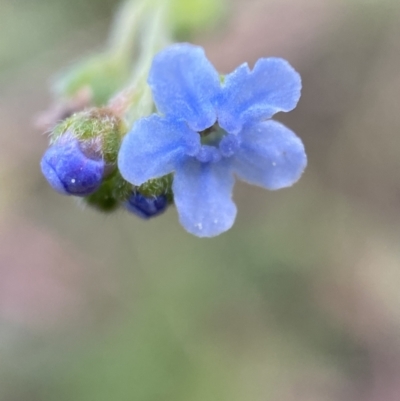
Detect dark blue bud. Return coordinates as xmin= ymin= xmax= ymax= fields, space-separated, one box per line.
xmin=124 ymin=193 xmax=168 ymax=219
xmin=40 ymin=138 xmax=105 ymax=196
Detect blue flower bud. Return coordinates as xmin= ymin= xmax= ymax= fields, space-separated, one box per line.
xmin=41 ymin=108 xmax=125 ymax=197
xmin=41 ymin=136 xmax=105 ymax=196
xmin=124 ymin=193 xmax=169 ymax=219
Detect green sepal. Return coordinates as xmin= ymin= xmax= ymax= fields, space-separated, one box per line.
xmin=137 ymin=174 xmax=174 ymax=203
xmin=84 ymin=179 xmax=120 ymax=213
xmin=84 ymin=170 xmax=132 ymax=213
xmin=111 ymin=170 xmax=134 ymax=202
xmin=84 ymin=172 xmax=175 ymax=213
xmin=51 ymin=108 xmax=126 ymax=164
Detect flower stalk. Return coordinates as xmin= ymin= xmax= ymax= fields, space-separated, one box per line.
xmin=109 ymin=0 xmax=172 ymax=123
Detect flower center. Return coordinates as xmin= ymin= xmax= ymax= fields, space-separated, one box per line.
xmin=193 ymin=122 xmax=240 ymax=164
xmin=199 ymin=123 xmax=227 ymax=147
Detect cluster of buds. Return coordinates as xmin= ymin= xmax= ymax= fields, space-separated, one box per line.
xmin=41 ymin=107 xmax=172 ymax=218
xmin=39 ymin=0 xmax=182 ymax=219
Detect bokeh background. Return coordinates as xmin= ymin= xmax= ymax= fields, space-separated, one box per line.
xmin=1 ymin=0 xmax=400 ymax=400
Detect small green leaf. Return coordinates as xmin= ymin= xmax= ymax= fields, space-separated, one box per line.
xmin=53 ymin=53 xmax=131 ymax=106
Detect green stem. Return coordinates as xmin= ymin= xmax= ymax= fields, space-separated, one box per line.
xmin=121 ymin=0 xmax=173 ymax=123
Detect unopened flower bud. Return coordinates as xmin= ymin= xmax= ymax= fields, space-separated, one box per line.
xmin=41 ymin=137 xmax=105 ymax=196
xmin=124 ymin=192 xmax=169 ymax=219
xmin=41 ymin=108 xmax=125 ymax=196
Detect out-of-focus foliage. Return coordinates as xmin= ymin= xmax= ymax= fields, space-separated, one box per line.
xmin=54 ymin=54 xmax=131 ymax=106
xmin=170 ymin=0 xmax=227 ymax=37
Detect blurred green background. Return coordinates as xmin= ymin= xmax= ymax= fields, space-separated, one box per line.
xmin=1 ymin=0 xmax=400 ymax=400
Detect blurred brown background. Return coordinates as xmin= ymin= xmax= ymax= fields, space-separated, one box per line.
xmin=1 ymin=0 xmax=400 ymax=400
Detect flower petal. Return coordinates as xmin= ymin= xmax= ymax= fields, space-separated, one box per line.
xmin=218 ymin=58 xmax=301 ymax=134
xmin=233 ymin=121 xmax=307 ymax=190
xmin=118 ymin=115 xmax=200 ymax=185
xmin=148 ymin=43 xmax=221 ymax=132
xmin=173 ymin=159 xmax=237 ymax=237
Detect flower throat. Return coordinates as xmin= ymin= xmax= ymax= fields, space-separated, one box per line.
xmin=199 ymin=122 xmax=227 ymax=147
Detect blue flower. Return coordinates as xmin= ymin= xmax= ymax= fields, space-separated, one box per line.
xmin=124 ymin=193 xmax=169 ymax=219
xmin=118 ymin=43 xmax=306 ymax=237
xmin=41 ymin=135 xmax=105 ymax=196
